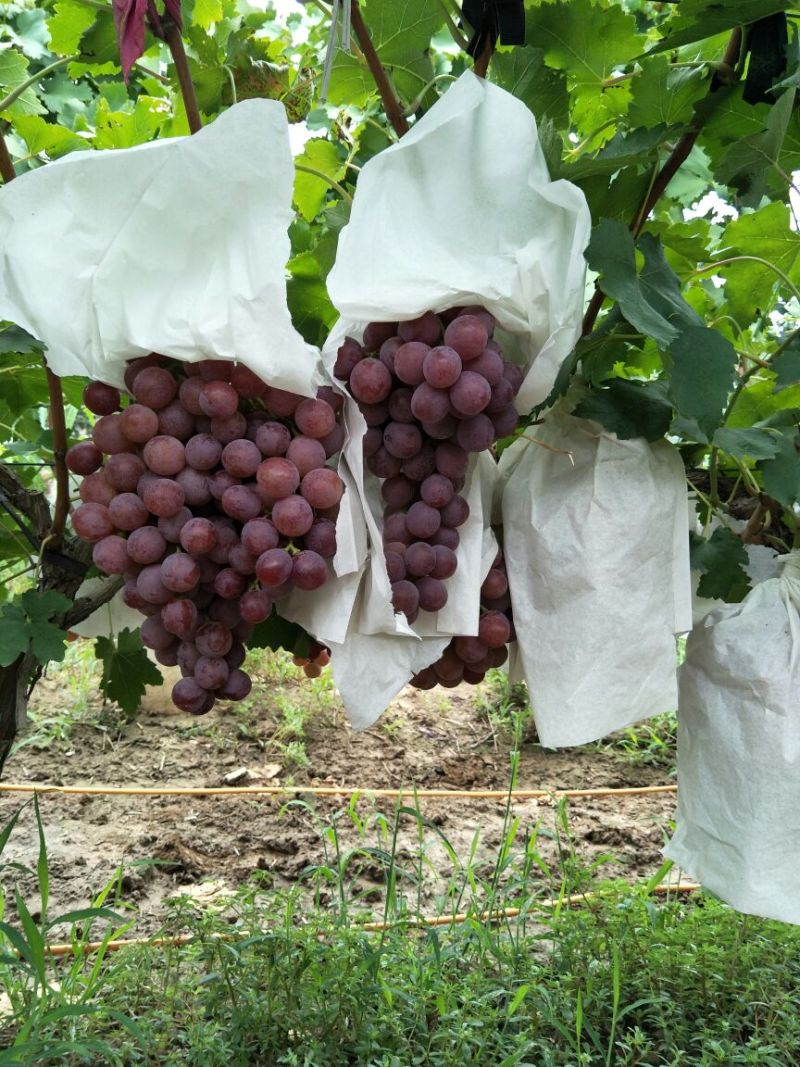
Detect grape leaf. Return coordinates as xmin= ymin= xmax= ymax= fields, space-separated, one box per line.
xmin=773 ymin=349 xmax=800 ymax=390
xmin=759 ymin=433 xmax=800 ymax=505
xmin=287 ymin=251 xmax=338 ymax=347
xmin=585 ymin=220 xmax=679 ymax=348
xmin=711 ymin=427 xmax=783 ymax=460
xmin=47 ymin=0 xmax=97 ymax=56
xmin=649 ymin=0 xmax=794 ymax=54
xmin=667 ymin=326 xmax=737 ymax=439
xmin=690 ymin=527 xmax=751 ymax=602
xmin=95 ymin=628 xmax=162 ymax=717
xmin=715 ymin=89 xmax=796 ymax=206
xmin=12 ymin=114 xmax=88 ymax=158
xmin=0 ymin=47 xmax=46 ymax=119
xmin=0 ymin=591 xmax=71 ymax=667
xmin=489 ymin=47 xmax=569 ymax=127
xmin=719 ymin=202 xmax=800 ymax=323
xmin=629 ymin=56 xmax=708 ymax=129
xmin=573 ymin=378 xmax=674 ymax=441
xmin=293 ymin=139 xmax=346 ymax=223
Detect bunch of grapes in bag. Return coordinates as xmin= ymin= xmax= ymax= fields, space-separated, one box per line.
xmin=66 ymin=355 xmax=345 ymax=714
xmin=411 ymin=543 xmax=514 ymax=690
xmin=334 ymin=306 xmax=521 ymax=624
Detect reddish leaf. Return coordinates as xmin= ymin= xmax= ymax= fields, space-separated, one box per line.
xmin=113 ymin=0 xmax=149 ymax=80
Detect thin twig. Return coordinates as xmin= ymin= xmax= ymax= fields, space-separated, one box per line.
xmin=349 ymin=1 xmax=409 ymax=137
xmin=164 ymin=21 xmax=203 ymax=134
xmin=473 ymin=34 xmax=494 ymax=78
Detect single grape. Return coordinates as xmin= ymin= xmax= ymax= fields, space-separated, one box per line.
xmin=363 ymin=321 xmax=399 ymax=352
xmin=411 ymin=667 xmax=437 ymax=690
xmin=143 ymin=436 xmax=186 ymax=477
xmin=350 ymin=358 xmax=392 ymax=404
xmin=406 ymin=501 xmax=441 ymax=539
xmin=316 ymin=385 xmax=344 ymax=415
xmin=405 ymin=541 xmax=436 ymax=578
xmin=431 ymin=544 xmax=457 ymax=579
xmin=199 ymin=380 xmax=238 ymax=419
xmin=72 ymin=502 xmax=114 ymax=543
xmin=440 ymin=495 xmax=469 ymax=529
xmin=401 ymin=443 xmax=436 ymax=482
xmin=213 ymin=567 xmax=247 ymax=600
xmin=360 ymin=402 xmax=389 ymax=428
xmin=142 ymin=478 xmax=185 ymax=518
xmin=92 ymin=535 xmax=130 ymax=574
xmin=450 ymin=371 xmax=491 ymax=417
xmin=127 ymin=525 xmax=167 ymax=565
xmin=383 ymin=422 xmax=422 ymax=460
xmin=155 ymin=644 xmax=180 ymax=668
xmin=379 ymin=336 xmax=402 ymax=375
xmin=483 ymin=591 xmax=512 ymax=613
xmin=385 ymin=549 xmax=406 ymax=582
xmin=481 ymin=567 xmax=508 ymax=599
xmin=83 ymin=381 xmax=121 ymax=416
xmin=228 ymin=543 xmax=257 ymax=575
xmin=230 ymin=363 xmax=266 ymax=398
xmin=410 ymin=383 xmax=450 ymax=423
xmin=208 ymin=470 xmax=239 ymax=502
xmin=456 ymin=306 xmax=495 ymax=336
xmin=367 ymin=447 xmax=402 ymax=479
xmin=363 ymin=427 xmax=383 ymax=459
xmin=176 ymin=517 xmax=214 ymax=557
xmin=177 ymin=641 xmax=200 ymax=674
xmin=162 ymin=599 xmax=199 ymax=638
xmin=92 ymin=414 xmax=130 ymax=455
xmin=137 ymin=564 xmax=174 ymax=605
xmin=304 ymin=519 xmax=337 ymax=559
xmin=255 ymin=547 xmax=293 ymax=588
xmin=161 ymin=553 xmax=200 ymax=593
xmin=158 ymin=400 xmax=195 ymax=440
xmin=66 ymin=441 xmax=103 ymax=476
xmin=421 ymin=474 xmax=455 ymax=509
xmin=141 ymin=613 xmax=175 ymax=651
xmin=256 ymin=457 xmax=300 ymax=499
xmin=468 ymin=347 xmax=504 ymax=386
xmin=221 ymin=485 xmax=261 ymax=523
xmin=423 ymin=346 xmax=462 ymax=389
xmin=479 ymin=611 xmax=511 ymax=648
xmin=218 ymin=668 xmax=252 ymax=700
xmin=490 ymin=405 xmax=519 ymax=439
xmin=158 ymin=507 xmax=193 ymax=545
xmin=286 ymin=437 xmax=327 ymax=477
xmin=431 ymin=526 xmax=460 ymax=551
xmin=444 ymin=315 xmax=488 ymax=362
xmin=264 ymin=386 xmax=302 ymax=418
xmin=195 ymin=622 xmax=233 ymax=658
xmin=255 ymin=421 xmax=291 ymax=457
xmin=133 ymin=366 xmax=177 ymax=410
xmin=300 ymin=468 xmax=344 ymax=509
xmin=272 ymin=496 xmax=313 ymax=537
xmin=381 ymin=475 xmax=416 ymax=508
xmin=394 ymin=342 xmax=429 ymax=386
xmin=226 ymin=643 xmax=247 ymax=670
xmin=462 ymin=668 xmax=486 ymax=685
xmin=240 ymin=588 xmax=272 ymax=624
xmin=210 ymin=411 xmax=248 ymax=445
xmin=383 ymin=513 xmax=410 ymax=545
xmin=486 ymin=378 xmax=514 ymax=414
xmin=387 ymin=388 xmax=414 ymax=424
xmin=333 ymin=337 xmax=364 ymax=380
xmin=178 ymin=376 xmax=205 ymax=416
xmin=292 ymin=550 xmax=327 ymax=590
xmin=320 ymin=422 xmax=345 ymax=459
xmin=294 ymin=398 xmax=336 ymax=440
xmin=454 ymin=636 xmax=488 ymax=665
xmin=105 ymin=453 xmax=146 ymax=492
xmin=487 ymin=645 xmax=509 ymax=668
xmin=108 ymin=492 xmax=148 ymax=531
xmin=456 ymin=414 xmax=495 ymax=453
xmin=222 ymin=439 xmax=261 ymax=478
xmin=416 ymin=576 xmax=448 ymax=613
xmin=241 ymin=518 xmax=279 ymax=557
xmin=176 ymin=467 xmax=212 ymax=507
xmin=123 ymin=354 xmax=161 ymax=393
xmin=398 ymin=312 xmax=441 ymax=347
xmin=119 ymin=403 xmax=158 ymax=444
xmin=79 ymin=471 xmax=116 ymax=506
xmin=502 ymin=361 xmax=524 ymax=395
xmin=194 ymin=656 xmax=229 ymax=690
xmin=208 ymin=519 xmax=238 ymax=564
xmin=184 ymin=433 xmax=221 ymax=471
xmin=172 ymin=676 xmax=208 ymax=713
xmin=391 ymin=579 xmax=419 ymax=617
xmin=421 ymin=414 xmax=459 ymax=440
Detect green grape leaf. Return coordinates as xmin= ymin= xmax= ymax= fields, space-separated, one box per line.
xmin=649 ymin=0 xmax=794 ymax=54
xmin=585 ymin=220 xmax=678 ymax=347
xmin=573 ymin=378 xmax=674 ymax=441
xmin=759 ymin=433 xmax=800 ymax=505
xmin=0 ymin=322 xmax=44 ymax=355
xmin=719 ymin=202 xmax=800 ymax=323
xmin=12 ymin=114 xmax=88 ymax=158
xmin=667 ymin=326 xmax=737 ymax=439
xmin=629 ymin=56 xmax=708 ymax=129
xmin=0 ymin=591 xmax=71 ymax=667
xmin=47 ymin=0 xmax=97 ymax=56
xmin=563 ymin=125 xmax=668 ymax=181
xmin=12 ymin=10 xmax=51 ymax=62
xmin=0 ymin=607 xmax=29 ymax=667
xmin=772 ymin=348 xmax=800 ymax=391
xmin=489 ymin=47 xmax=569 ymax=127
xmin=286 ymin=251 xmax=338 ymax=347
xmin=690 ymin=527 xmax=751 ymax=603
xmin=711 ymin=427 xmax=783 ymax=460
xmin=0 ymin=47 xmax=46 ymax=119
xmin=95 ymin=628 xmax=162 ymax=717
xmin=293 ymin=139 xmax=346 ymax=223
xmin=193 ymin=0 xmax=224 ymax=32
xmin=715 ymin=89 xmax=796 ymax=206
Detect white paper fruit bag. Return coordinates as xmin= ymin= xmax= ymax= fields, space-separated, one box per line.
xmin=500 ymin=405 xmax=692 ymax=748
xmin=665 ymin=554 xmax=800 ymax=924
xmin=316 ymin=72 xmax=590 ymax=727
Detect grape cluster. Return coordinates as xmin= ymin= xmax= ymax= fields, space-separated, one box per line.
xmin=334 ymin=306 xmax=521 ymax=623
xmin=411 ymin=544 xmax=514 ymax=690
xmin=291 ymin=640 xmax=331 ymax=679
xmin=66 ymin=355 xmax=345 ymax=715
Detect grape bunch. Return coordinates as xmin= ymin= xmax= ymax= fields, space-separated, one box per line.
xmin=333 ymin=306 xmax=521 ymax=623
xmin=292 ymin=640 xmax=331 ymax=679
xmin=411 ymin=544 xmax=514 ymax=690
xmin=66 ymin=355 xmax=345 ymax=715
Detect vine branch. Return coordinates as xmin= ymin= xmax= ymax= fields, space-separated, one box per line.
xmin=350 ymin=1 xmax=409 ymax=137
xmin=581 ymin=26 xmax=743 ymax=337
xmin=163 ymin=20 xmax=203 ymax=135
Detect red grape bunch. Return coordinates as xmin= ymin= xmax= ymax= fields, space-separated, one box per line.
xmin=333 ymin=305 xmax=522 ymax=624
xmin=66 ymin=354 xmax=345 ymax=715
xmin=411 ymin=542 xmax=514 ymax=690
xmin=291 ymin=640 xmax=331 ymax=679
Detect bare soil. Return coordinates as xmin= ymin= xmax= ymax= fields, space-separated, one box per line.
xmin=0 ymin=660 xmax=677 ymax=936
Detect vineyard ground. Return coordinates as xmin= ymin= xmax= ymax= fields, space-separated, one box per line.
xmin=1 ymin=649 xmax=677 ymax=936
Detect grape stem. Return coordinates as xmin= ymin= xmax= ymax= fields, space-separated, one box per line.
xmin=349 ymin=1 xmax=409 ymax=137
xmin=581 ymin=26 xmax=743 ymax=337
xmin=163 ymin=19 xmax=203 ymax=135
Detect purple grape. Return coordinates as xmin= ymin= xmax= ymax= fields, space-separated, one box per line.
xmin=127 ymin=525 xmax=167 ymax=565
xmin=294 ymin=398 xmax=336 ymax=440
xmin=381 ymin=475 xmax=416 ymax=508
xmin=141 ymin=613 xmax=175 ymax=651
xmin=240 ymin=589 xmax=273 ymax=624
xmin=219 ymin=669 xmax=252 ymax=700
xmin=383 ymin=422 xmax=422 ymax=460
xmin=502 ymin=361 xmax=524 ymax=395
xmin=363 ymin=428 xmax=383 ymax=458
xmin=156 ymin=645 xmax=180 ymax=668
xmin=441 ymin=494 xmax=469 ymax=528
xmin=176 ymin=467 xmax=212 ymax=507
xmin=406 ymin=501 xmax=441 ymax=539
xmin=142 ymin=478 xmax=185 ymax=518
xmin=172 ymin=677 xmax=208 ymax=713
xmin=83 ymin=381 xmax=121 ymax=416
xmin=255 ymin=421 xmax=291 ymax=457
xmin=195 ymin=656 xmax=229 ymax=690
xmin=383 ymin=513 xmax=410 ymax=545
xmin=226 ymin=643 xmax=247 ymax=670
xmin=137 ymin=564 xmax=174 ymax=605
xmin=292 ymin=550 xmax=328 ymax=590
xmin=420 ymin=473 xmax=455 ymax=509
xmin=421 ymin=415 xmax=459 ymax=440
xmin=208 ymin=470 xmax=239 ymax=502
xmin=161 ymin=553 xmax=200 ymax=593
xmin=490 ymin=405 xmax=520 ymax=439
xmin=394 ymin=342 xmax=429 ymax=386
xmin=431 ymin=526 xmax=459 ymax=550
xmin=431 ymin=544 xmax=457 ymax=579
xmin=379 ymin=336 xmax=402 ymax=375
xmin=304 ymin=519 xmax=337 ymax=559
xmin=79 ymin=471 xmax=115 ymax=506
xmin=241 ymin=518 xmax=279 ymax=557
xmin=272 ymin=496 xmax=313 ymax=537
xmin=211 ymin=412 xmax=248 ymax=445
xmin=333 ymin=336 xmax=364 ymax=381
xmin=221 ymin=485 xmax=262 ymax=523
xmin=398 ymin=312 xmax=441 ymax=347
xmin=228 ymin=543 xmax=257 ymax=575
xmin=468 ymin=347 xmax=504 ymax=386
xmin=391 ymin=579 xmax=419 ymax=617
xmin=222 ymin=439 xmax=261 ymax=478
xmin=72 ymin=502 xmax=114 ymax=543
xmin=92 ymin=535 xmax=130 ymax=575
xmin=405 ymin=542 xmax=436 ymax=577
xmin=367 ymin=448 xmax=402 ymax=479
xmin=213 ymin=567 xmax=248 ymax=600
xmin=350 ymin=358 xmax=392 ymax=404
xmin=454 ymin=636 xmax=488 ymax=665
xmin=185 ymin=433 xmax=222 ymax=471
xmin=264 ymin=386 xmax=302 ymax=418
xmin=363 ymin=321 xmax=398 ymax=352
xmin=158 ymin=400 xmax=195 ymax=440
xmin=133 ymin=367 xmax=177 ymax=410
xmin=456 ymin=414 xmax=496 ymax=452
xmin=256 ymin=547 xmax=293 ymax=588
xmin=178 ymin=377 xmax=205 ymax=416
xmin=195 ymin=622 xmax=233 ymax=658
xmin=410 ymin=384 xmax=450 ymax=423
xmin=256 ymin=457 xmax=300 ymax=499
xmin=401 ymin=443 xmax=436 ymax=482
xmin=320 ymin=422 xmax=345 ymax=458
xmin=486 ymin=378 xmax=514 ymax=414
xmin=199 ymin=380 xmax=238 ymax=419
xmin=479 ymin=611 xmax=511 ymax=648
xmin=162 ymin=599 xmax=199 ymax=638
xmin=208 ymin=520 xmax=238 ymax=564
xmin=450 ymin=371 xmax=491 ymax=417
xmin=179 ymin=517 xmax=217 ymax=556
xmin=157 ymin=505 xmax=192 ymax=543
xmin=93 ymin=414 xmax=131 ymax=455
xmin=387 ymin=387 xmax=414 ymax=424
xmin=423 ymin=346 xmax=462 ymax=388
xmin=385 ymin=550 xmax=406 ymax=582
xmin=177 ymin=641 xmax=200 ymax=674
xmin=416 ymin=576 xmax=448 ymax=613
xmin=66 ymin=441 xmax=103 ymax=476
xmin=108 ymin=493 xmax=149 ymax=532
xmin=360 ymin=402 xmax=389 ymax=428
xmin=300 ymin=468 xmax=344 ymax=509
xmin=230 ymin=363 xmax=266 ymax=398
xmin=286 ymin=437 xmax=327 ymax=477
xmin=444 ymin=315 xmax=488 ymax=362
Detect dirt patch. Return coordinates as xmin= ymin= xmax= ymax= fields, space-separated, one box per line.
xmin=0 ymin=662 xmax=677 ymax=935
